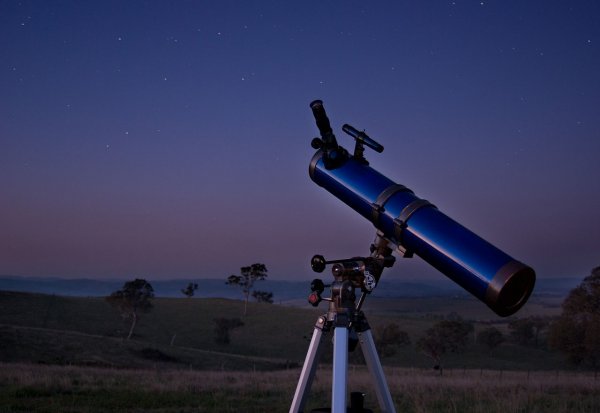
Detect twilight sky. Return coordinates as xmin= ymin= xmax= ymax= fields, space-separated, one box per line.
xmin=1 ymin=1 xmax=599 ymax=283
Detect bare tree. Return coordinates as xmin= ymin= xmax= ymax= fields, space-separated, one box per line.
xmin=226 ymin=263 xmax=268 ymax=316
xmin=106 ymin=278 xmax=154 ymax=340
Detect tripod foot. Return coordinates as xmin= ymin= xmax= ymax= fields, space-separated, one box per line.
xmin=310 ymin=392 xmax=374 ymax=413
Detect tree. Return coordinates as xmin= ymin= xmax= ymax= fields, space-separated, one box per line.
xmin=375 ymin=323 xmax=411 ymax=357
xmin=508 ymin=316 xmax=548 ymax=348
xmin=181 ymin=282 xmax=198 ymax=298
xmin=106 ymin=278 xmax=154 ymax=340
xmin=252 ymin=290 xmax=274 ymax=304
xmin=416 ymin=320 xmax=473 ymax=374
xmin=213 ymin=317 xmax=244 ymax=344
xmin=477 ymin=327 xmax=505 ymax=352
xmin=549 ymin=267 xmax=600 ymax=367
xmin=226 ymin=263 xmax=268 ymax=315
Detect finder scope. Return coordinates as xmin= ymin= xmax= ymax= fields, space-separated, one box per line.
xmin=308 ymin=100 xmax=535 ymax=317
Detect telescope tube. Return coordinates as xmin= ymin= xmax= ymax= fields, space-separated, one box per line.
xmin=308 ymin=111 xmax=535 ymax=317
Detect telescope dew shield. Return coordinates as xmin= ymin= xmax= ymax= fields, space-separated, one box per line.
xmin=308 ymin=107 xmax=535 ymax=317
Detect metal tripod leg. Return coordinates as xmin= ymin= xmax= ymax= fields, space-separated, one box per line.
xmin=358 ymin=329 xmax=396 ymax=413
xmin=290 ymin=317 xmax=326 ymax=413
xmin=332 ymin=326 xmax=349 ymax=413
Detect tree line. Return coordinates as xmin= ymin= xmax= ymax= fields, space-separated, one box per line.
xmin=105 ymin=263 xmax=272 ymax=343
xmin=104 ymin=264 xmax=600 ymax=370
xmin=375 ymin=266 xmax=600 ymax=372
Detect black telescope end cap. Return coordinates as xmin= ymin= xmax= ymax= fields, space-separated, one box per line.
xmin=486 ymin=261 xmax=536 ymax=317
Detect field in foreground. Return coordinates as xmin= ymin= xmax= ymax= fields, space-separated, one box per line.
xmin=1 ymin=362 xmax=598 ymax=413
xmin=1 ymin=290 xmax=597 ymax=412
xmin=0 ymin=291 xmax=569 ymax=371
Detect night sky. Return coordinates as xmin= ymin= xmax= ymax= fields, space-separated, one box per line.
xmin=2 ymin=1 xmax=599 ymax=283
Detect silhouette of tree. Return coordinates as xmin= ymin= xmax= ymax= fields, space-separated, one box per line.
xmin=508 ymin=316 xmax=548 ymax=348
xmin=375 ymin=323 xmax=411 ymax=357
xmin=106 ymin=278 xmax=154 ymax=339
xmin=213 ymin=317 xmax=244 ymax=344
xmin=226 ymin=263 xmax=268 ymax=315
xmin=477 ymin=327 xmax=505 ymax=352
xmin=549 ymin=267 xmax=600 ymax=367
xmin=417 ymin=319 xmax=473 ymax=374
xmin=181 ymin=282 xmax=198 ymax=298
xmin=252 ymin=290 xmax=274 ymax=304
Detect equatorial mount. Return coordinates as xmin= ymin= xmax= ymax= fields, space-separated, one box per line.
xmin=291 ymin=232 xmax=398 ymax=413
xmin=306 ymin=233 xmax=396 ymax=310
xmin=307 ymin=255 xmax=376 ymax=308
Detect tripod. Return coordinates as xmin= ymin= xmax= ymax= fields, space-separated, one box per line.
xmin=289 ymin=234 xmax=397 ymax=413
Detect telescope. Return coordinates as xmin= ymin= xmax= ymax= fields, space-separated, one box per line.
xmin=308 ymin=100 xmax=535 ymax=317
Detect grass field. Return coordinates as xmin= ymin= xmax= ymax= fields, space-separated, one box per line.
xmin=0 ymin=290 xmax=569 ymax=371
xmin=0 ymin=289 xmax=594 ymax=412
xmin=1 ymin=362 xmax=598 ymax=413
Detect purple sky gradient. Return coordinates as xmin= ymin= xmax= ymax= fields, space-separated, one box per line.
xmin=1 ymin=1 xmax=599 ymax=282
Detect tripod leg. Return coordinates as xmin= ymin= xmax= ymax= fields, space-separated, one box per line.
xmin=332 ymin=326 xmax=349 ymax=413
xmin=359 ymin=329 xmax=396 ymax=413
xmin=290 ymin=320 xmax=325 ymax=413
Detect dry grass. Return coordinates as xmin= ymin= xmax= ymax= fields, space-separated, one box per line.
xmin=1 ymin=362 xmax=599 ymax=412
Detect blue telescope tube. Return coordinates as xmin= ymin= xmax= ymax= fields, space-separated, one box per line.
xmin=309 ymin=150 xmax=535 ymax=317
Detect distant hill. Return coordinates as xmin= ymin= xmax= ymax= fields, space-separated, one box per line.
xmin=0 ymin=274 xmax=580 ymax=301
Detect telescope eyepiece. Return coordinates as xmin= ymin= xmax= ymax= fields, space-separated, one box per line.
xmin=310 ymin=100 xmax=333 ymax=137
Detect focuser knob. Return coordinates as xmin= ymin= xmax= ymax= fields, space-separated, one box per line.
xmin=311 ymin=255 xmax=327 ymax=273
xmin=308 ymin=291 xmax=322 ymax=307
xmin=310 ymin=278 xmax=325 ymax=293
